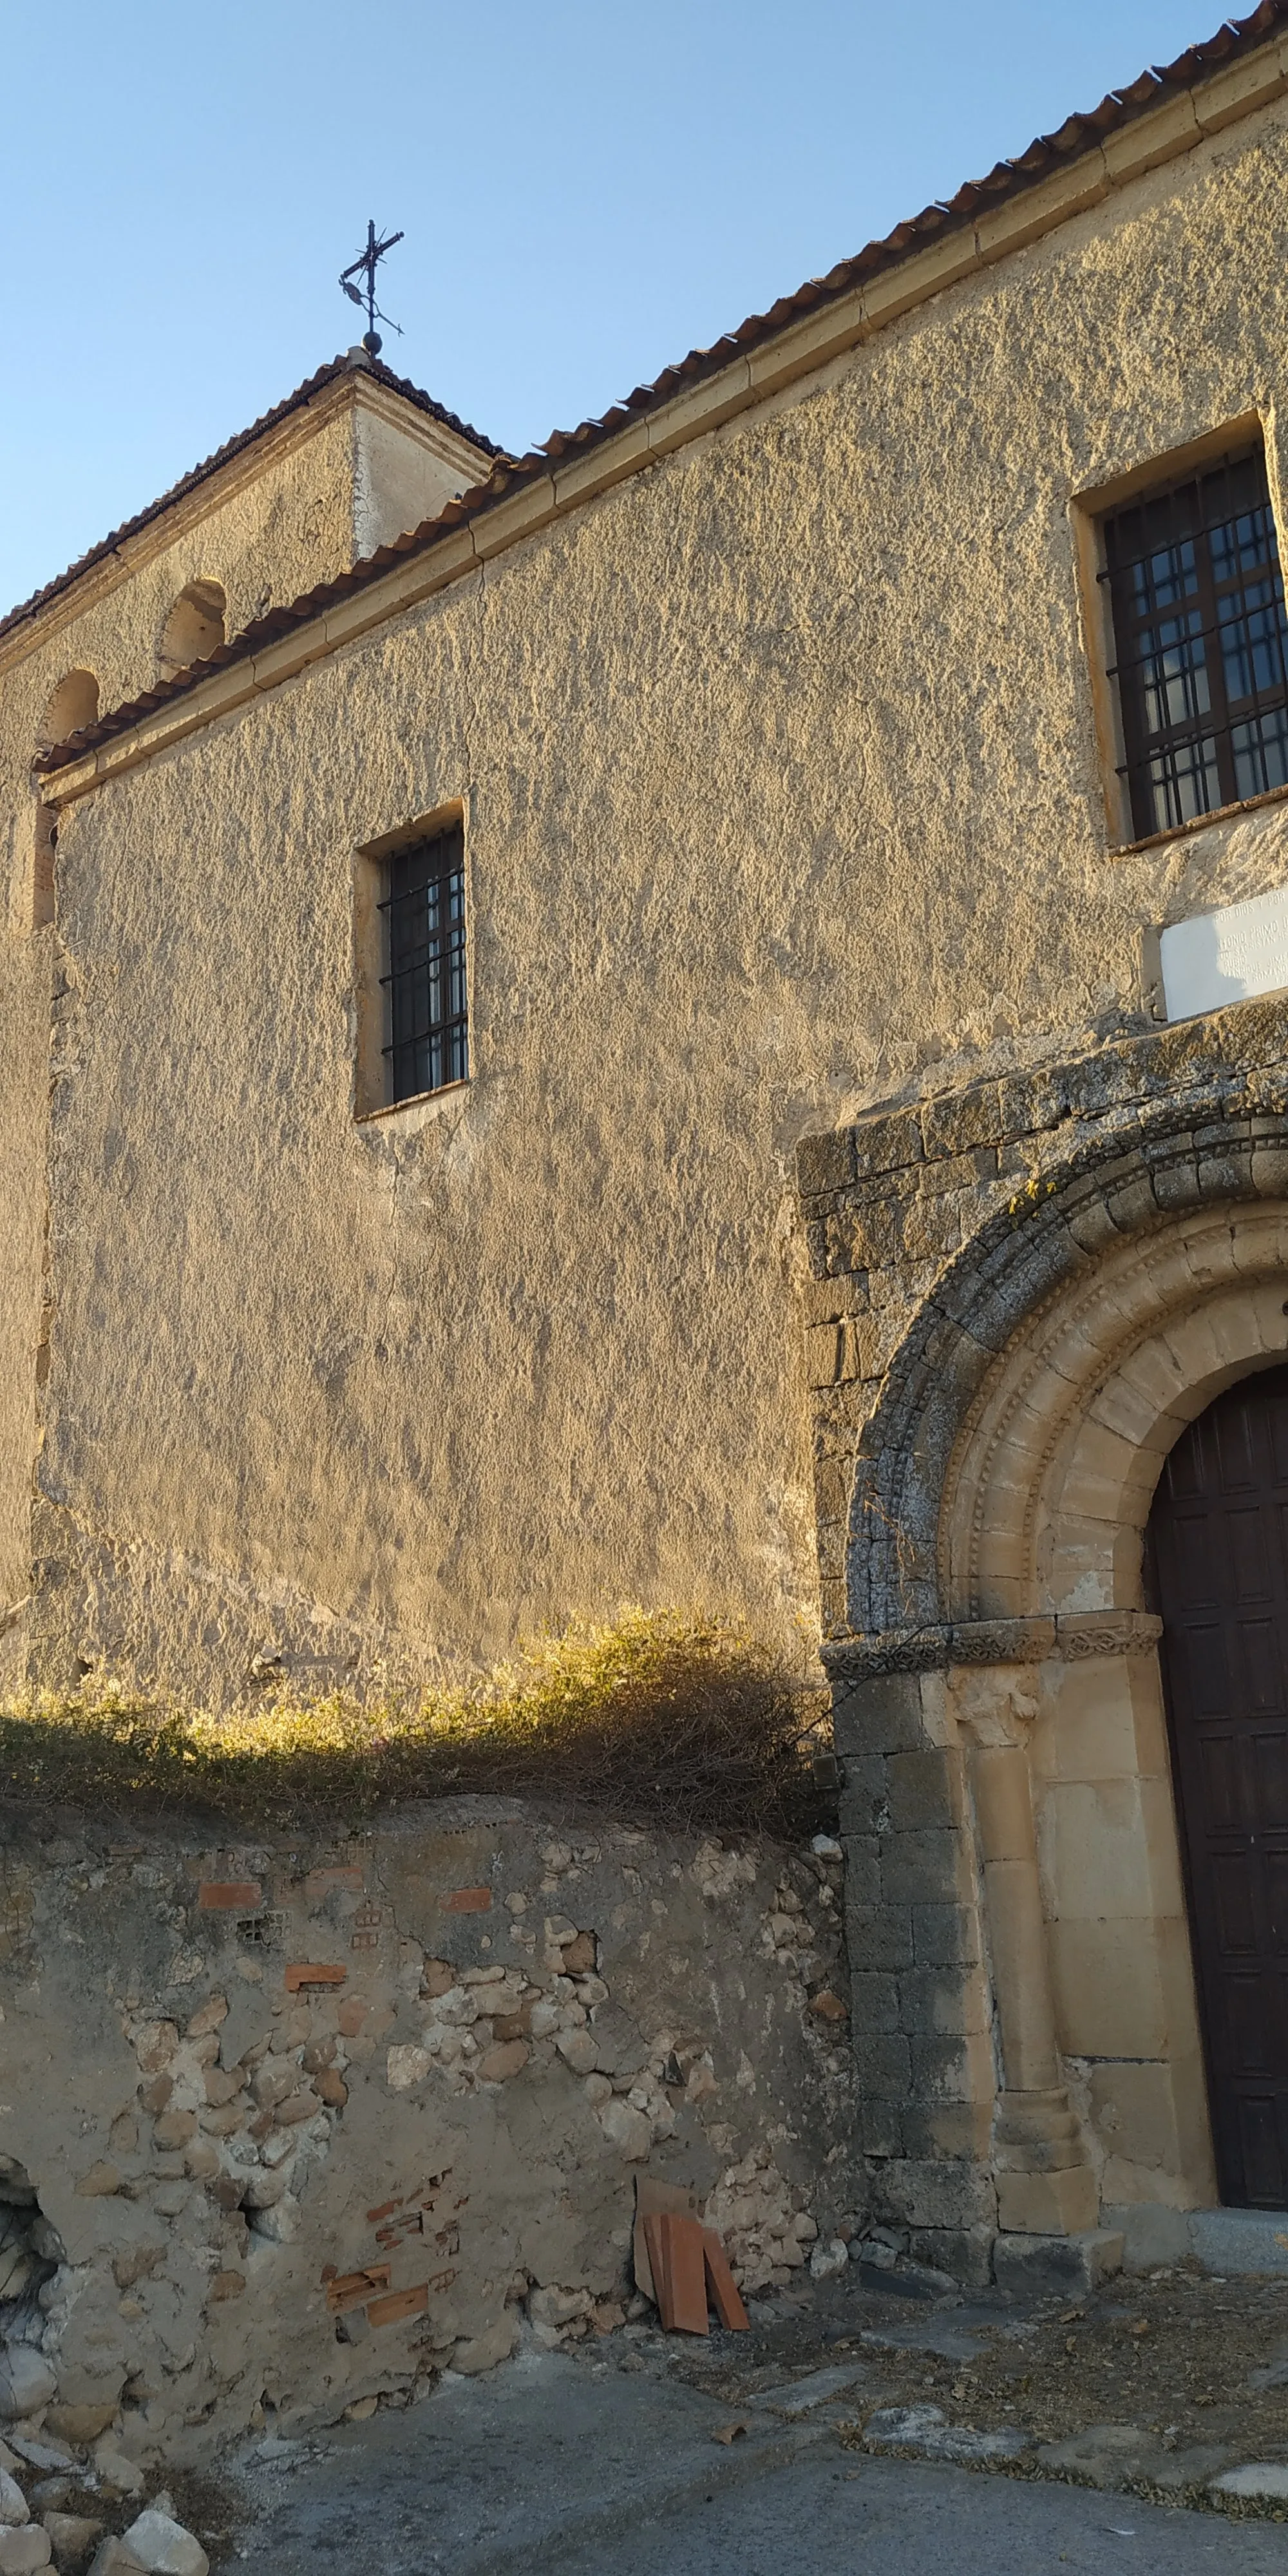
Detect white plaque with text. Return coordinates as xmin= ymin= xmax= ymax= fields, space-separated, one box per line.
xmin=1160 ymin=882 xmax=1288 ymax=1021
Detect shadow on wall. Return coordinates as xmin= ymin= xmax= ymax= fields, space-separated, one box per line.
xmin=158 ymin=581 xmax=226 ymax=680
xmin=0 ymin=2157 xmax=61 ymax=2418
xmin=37 ymin=670 xmax=99 ymax=753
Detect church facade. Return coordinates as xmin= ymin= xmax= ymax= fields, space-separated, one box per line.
xmin=8 ymin=5 xmax=1288 ymax=2273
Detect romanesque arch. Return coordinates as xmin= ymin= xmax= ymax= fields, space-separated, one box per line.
xmin=826 ymin=1081 xmax=1288 ymax=2267
xmin=846 ymin=1110 xmax=1288 ymax=1645
xmin=945 ymin=1197 xmax=1288 ymax=1626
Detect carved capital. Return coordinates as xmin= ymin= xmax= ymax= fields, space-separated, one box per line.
xmin=823 ymin=1607 xmax=1164 ymax=1683
xmin=949 ymin=1666 xmax=1041 ymax=1750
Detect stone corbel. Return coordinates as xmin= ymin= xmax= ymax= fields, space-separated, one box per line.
xmin=951 ymin=1666 xmax=1099 ymax=2237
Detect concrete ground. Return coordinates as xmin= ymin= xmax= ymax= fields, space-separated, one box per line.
xmin=222 ymin=2332 xmax=1288 ymax=2575
xmin=557 ymin=2450 xmax=1288 ymax=2576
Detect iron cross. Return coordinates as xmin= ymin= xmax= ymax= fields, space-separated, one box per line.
xmin=340 ymin=220 xmax=404 ymax=357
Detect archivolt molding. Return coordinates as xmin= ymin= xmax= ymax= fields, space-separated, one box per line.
xmin=842 ymin=1104 xmax=1288 ymax=1643
xmin=946 ymin=1205 xmax=1288 ymax=1621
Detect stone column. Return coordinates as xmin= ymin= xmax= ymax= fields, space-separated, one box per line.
xmin=954 ymin=1669 xmax=1098 ymax=2236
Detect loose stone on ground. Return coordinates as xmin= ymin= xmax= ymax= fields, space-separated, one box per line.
xmin=862 ymin=2403 xmax=1032 ymax=2465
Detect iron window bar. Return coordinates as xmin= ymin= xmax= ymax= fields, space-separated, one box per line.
xmin=1100 ymin=444 xmax=1288 ymax=841
xmin=378 ymin=824 xmax=468 ymax=1104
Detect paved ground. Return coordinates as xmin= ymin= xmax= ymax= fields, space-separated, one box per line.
xmin=108 ymin=2256 xmax=1285 ymax=2571
xmin=555 ymin=2448 xmax=1288 ymax=2576
xmin=220 ymin=2336 xmax=1288 ymax=2574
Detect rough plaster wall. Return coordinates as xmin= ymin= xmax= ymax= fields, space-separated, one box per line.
xmin=352 ymin=408 xmax=489 ymax=564
xmin=0 ymin=1804 xmax=853 ymax=2467
xmin=30 ymin=100 xmax=1288 ymax=1690
xmin=0 ymin=388 xmax=431 ymax=1643
xmin=0 ymin=402 xmax=361 ymax=844
xmin=0 ymin=926 xmax=47 ymax=1641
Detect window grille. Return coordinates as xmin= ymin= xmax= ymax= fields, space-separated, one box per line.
xmin=379 ymin=824 xmax=468 ymax=1103
xmin=1102 ymin=444 xmax=1288 ymax=842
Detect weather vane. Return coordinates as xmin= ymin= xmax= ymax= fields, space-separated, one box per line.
xmin=339 ymin=220 xmax=404 ymax=357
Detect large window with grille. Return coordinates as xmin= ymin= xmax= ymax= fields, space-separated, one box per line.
xmin=1102 ymin=444 xmax=1288 ymax=842
xmin=379 ymin=823 xmax=468 ymax=1103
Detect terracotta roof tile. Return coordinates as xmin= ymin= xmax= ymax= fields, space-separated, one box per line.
xmin=32 ymin=1 xmax=1288 ymax=775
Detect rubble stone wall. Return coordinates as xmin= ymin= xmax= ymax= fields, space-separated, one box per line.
xmin=0 ymin=1799 xmax=855 ymax=2472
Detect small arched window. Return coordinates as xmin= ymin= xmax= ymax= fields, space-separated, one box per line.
xmin=37 ymin=668 xmax=99 ymax=751
xmin=159 ymin=579 xmax=226 ymax=677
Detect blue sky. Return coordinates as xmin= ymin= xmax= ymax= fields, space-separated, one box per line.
xmin=2 ymin=0 xmax=1225 ymax=616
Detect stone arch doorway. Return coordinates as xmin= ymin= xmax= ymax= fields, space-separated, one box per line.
xmin=819 ymin=1095 xmax=1288 ymax=2271
xmin=1148 ymin=1367 xmax=1288 ymax=2210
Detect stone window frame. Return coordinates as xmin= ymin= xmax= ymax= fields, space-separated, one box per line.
xmin=351 ymin=795 xmax=473 ymax=1123
xmin=1072 ymin=410 xmax=1288 ymax=857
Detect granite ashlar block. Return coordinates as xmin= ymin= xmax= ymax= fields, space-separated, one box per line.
xmin=844 ymin=1901 xmax=916 ymax=1973
xmin=851 ymin=2031 xmax=913 ymax=2096
xmin=886 ymin=1748 xmax=958 ymax=1834
xmin=832 ymin=1670 xmax=927 ymax=1759
xmin=881 ymin=1829 xmax=969 ymax=1910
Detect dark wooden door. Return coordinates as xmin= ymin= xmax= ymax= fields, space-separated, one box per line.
xmin=1149 ymin=1366 xmax=1288 ymax=2208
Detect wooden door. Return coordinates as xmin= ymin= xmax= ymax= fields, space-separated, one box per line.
xmin=1149 ymin=1365 xmax=1288 ymax=2208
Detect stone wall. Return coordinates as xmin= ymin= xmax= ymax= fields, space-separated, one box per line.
xmin=0 ymin=928 xmax=48 ymax=1652
xmin=796 ymin=998 xmax=1288 ymax=2273
xmin=797 ymin=992 xmax=1288 ymax=1643
xmin=0 ymin=1800 xmax=855 ymax=2472
xmin=832 ymin=1667 xmax=998 ymax=2283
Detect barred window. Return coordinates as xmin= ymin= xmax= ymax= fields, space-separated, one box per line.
xmin=1103 ymin=444 xmax=1288 ymax=842
xmin=379 ymin=824 xmax=468 ymax=1104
